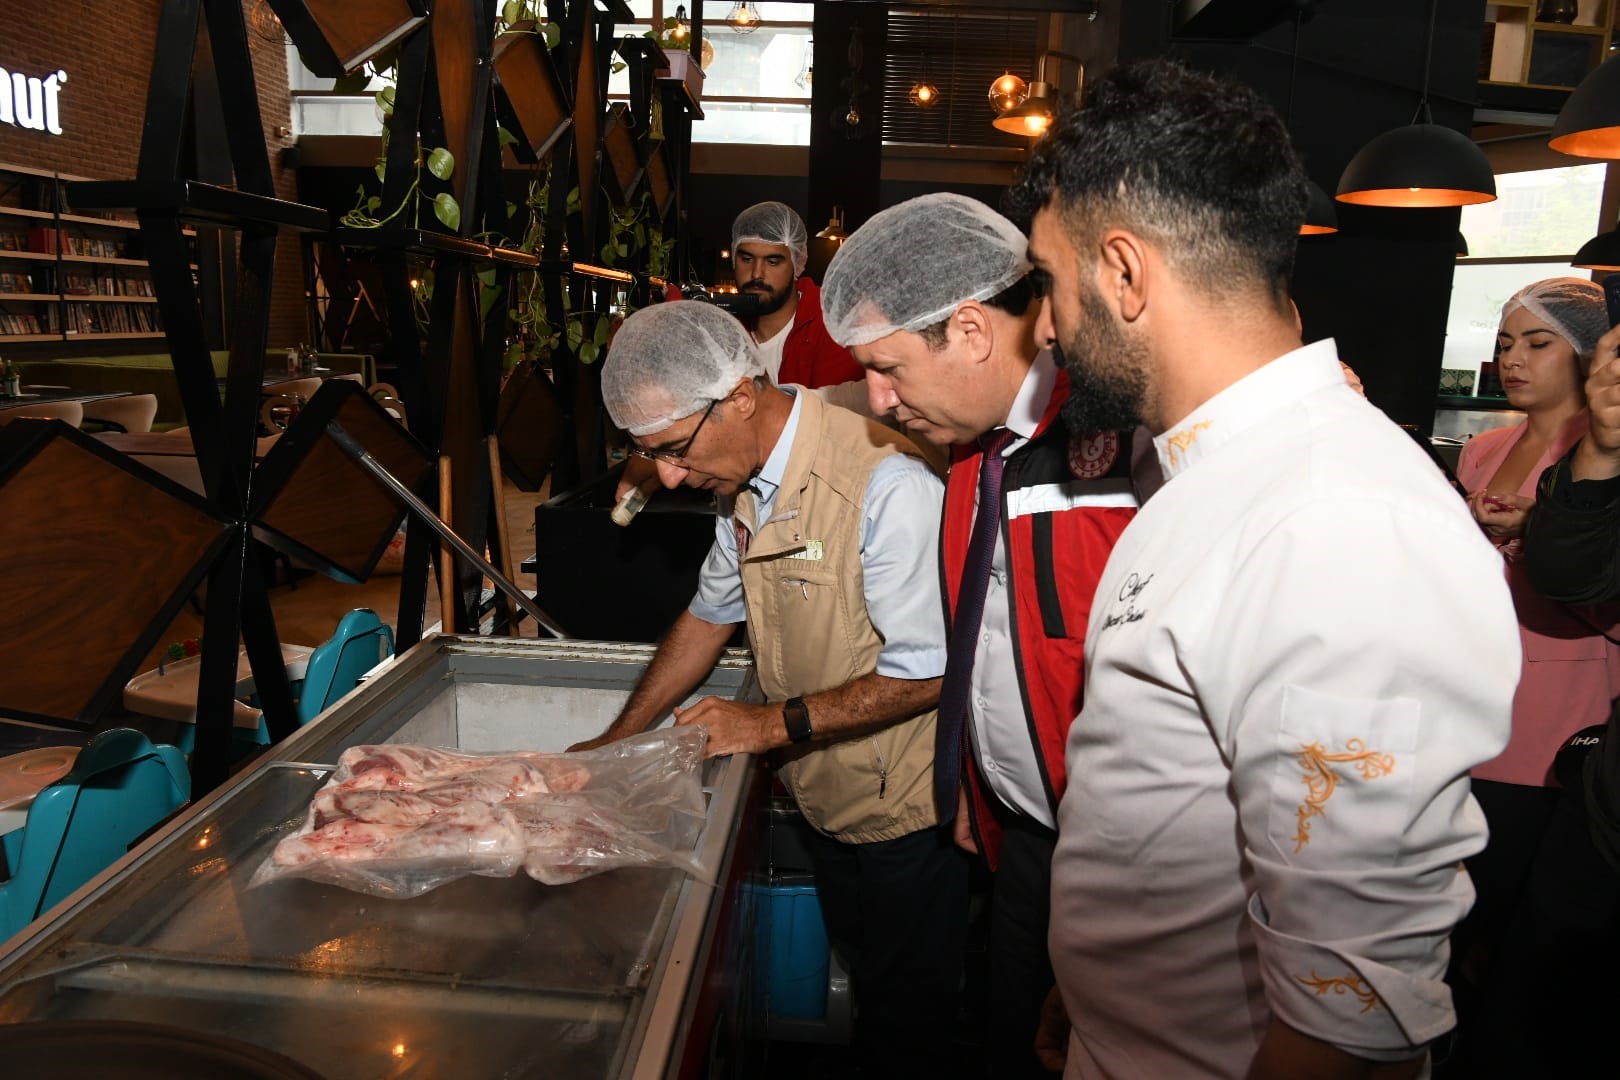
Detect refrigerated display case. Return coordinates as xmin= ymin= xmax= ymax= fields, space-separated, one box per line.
xmin=0 ymin=637 xmax=768 ymax=1079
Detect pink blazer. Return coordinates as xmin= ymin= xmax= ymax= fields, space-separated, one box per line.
xmin=1458 ymin=412 xmax=1620 ymax=787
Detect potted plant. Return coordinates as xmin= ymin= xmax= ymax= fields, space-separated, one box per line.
xmin=647 ymin=12 xmax=706 ymax=104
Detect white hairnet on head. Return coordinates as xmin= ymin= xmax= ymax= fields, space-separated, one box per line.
xmin=601 ymin=301 xmax=764 ymax=436
xmin=1502 ymin=277 xmax=1609 ymax=371
xmin=732 ymin=201 xmax=809 ymax=277
xmin=820 ymin=192 xmax=1032 ymax=348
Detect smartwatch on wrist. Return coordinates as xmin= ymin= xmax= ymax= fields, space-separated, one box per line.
xmin=782 ymin=696 xmax=812 ymax=744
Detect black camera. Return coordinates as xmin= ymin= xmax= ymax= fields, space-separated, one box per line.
xmin=685 ymin=287 xmax=762 ymax=318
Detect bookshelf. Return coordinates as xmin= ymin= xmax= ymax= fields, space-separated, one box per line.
xmin=1482 ymin=0 xmax=1616 ymax=91
xmin=0 ymin=161 xmax=193 ymax=347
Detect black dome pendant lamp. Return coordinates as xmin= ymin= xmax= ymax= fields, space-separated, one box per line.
xmin=1287 ymin=5 xmax=1336 ymax=235
xmin=1336 ymin=0 xmax=1496 ymax=208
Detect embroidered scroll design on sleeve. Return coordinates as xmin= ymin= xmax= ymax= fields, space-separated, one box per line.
xmin=1297 ymin=972 xmax=1384 ymax=1013
xmin=1293 ymin=739 xmax=1396 ymax=852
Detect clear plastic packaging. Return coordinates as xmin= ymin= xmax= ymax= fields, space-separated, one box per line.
xmin=250 ymin=727 xmax=710 ymax=898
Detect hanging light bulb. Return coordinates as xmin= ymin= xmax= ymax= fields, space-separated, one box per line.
xmin=669 ymin=4 xmax=689 ymax=45
xmin=910 ymin=80 xmax=941 ymax=109
xmin=909 ymin=11 xmax=939 ymax=111
xmin=727 ymin=1 xmax=762 ymax=35
xmin=989 ymin=71 xmax=1028 ymax=114
xmin=796 ymin=38 xmax=814 ymax=90
xmin=701 ymin=36 xmax=715 ymax=70
xmin=816 ymin=207 xmax=849 ymax=243
xmin=991 ymin=53 xmax=1078 ymax=137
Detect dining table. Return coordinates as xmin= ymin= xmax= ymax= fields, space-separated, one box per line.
xmin=0 ymin=386 xmax=131 ymax=410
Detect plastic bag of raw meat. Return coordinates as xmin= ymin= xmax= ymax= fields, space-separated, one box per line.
xmin=510 ymin=724 xmax=711 ymax=885
xmin=249 ymin=726 xmax=710 ymax=898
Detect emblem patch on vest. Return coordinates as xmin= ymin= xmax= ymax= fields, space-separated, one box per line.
xmin=1068 ymin=431 xmax=1120 ymax=480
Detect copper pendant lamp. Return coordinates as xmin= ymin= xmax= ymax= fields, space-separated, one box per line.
xmin=1286 ymin=10 xmax=1336 ymax=235
xmin=1335 ymin=0 xmax=1495 ymax=208
xmin=1572 ymin=228 xmax=1620 ymax=270
xmin=1301 ymin=182 xmax=1339 ymax=235
xmin=1549 ymin=52 xmax=1620 ymax=159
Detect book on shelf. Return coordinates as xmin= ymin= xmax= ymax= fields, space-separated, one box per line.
xmin=27 ymin=227 xmax=57 ymax=254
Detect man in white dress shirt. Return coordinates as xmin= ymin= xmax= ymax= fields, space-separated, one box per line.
xmin=819 ymin=192 xmax=1144 ymax=1078
xmin=1007 ymin=59 xmax=1522 ymax=1078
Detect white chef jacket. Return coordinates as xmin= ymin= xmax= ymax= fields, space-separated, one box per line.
xmin=968 ymin=348 xmax=1064 ymax=827
xmin=1049 ymin=339 xmax=1519 ymax=1077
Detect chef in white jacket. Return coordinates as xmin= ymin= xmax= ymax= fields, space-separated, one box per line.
xmin=1007 ymin=59 xmax=1521 ymax=1079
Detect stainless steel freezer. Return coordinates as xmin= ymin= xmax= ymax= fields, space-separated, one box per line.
xmin=0 ymin=636 xmax=769 ymax=1079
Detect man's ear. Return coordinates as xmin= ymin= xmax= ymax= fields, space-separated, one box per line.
xmin=729 ymin=376 xmax=760 ymax=420
xmin=1098 ymin=228 xmax=1150 ymax=324
xmin=952 ymin=300 xmax=995 ymax=364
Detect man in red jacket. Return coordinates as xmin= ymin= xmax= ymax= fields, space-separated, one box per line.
xmin=729 ymin=201 xmax=866 ymax=401
xmin=822 ymin=192 xmax=1150 ymax=1078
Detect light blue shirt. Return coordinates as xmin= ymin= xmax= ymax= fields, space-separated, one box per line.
xmin=689 ymin=389 xmax=948 ymax=680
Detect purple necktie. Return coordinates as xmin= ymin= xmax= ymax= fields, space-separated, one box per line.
xmin=935 ymin=427 xmax=1017 ymax=822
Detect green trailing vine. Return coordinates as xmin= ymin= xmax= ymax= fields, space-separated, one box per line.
xmin=328 ymin=4 xmax=666 ymax=372
xmin=340 ymin=144 xmax=460 ymax=231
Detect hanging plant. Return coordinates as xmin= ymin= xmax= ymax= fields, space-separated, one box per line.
xmin=339 ymin=144 xmax=461 ymax=231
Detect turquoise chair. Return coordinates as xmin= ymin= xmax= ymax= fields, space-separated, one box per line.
xmin=295 ymin=608 xmax=394 ymax=722
xmin=172 ymin=608 xmax=395 ymax=756
xmin=0 ymin=729 xmax=189 ymax=941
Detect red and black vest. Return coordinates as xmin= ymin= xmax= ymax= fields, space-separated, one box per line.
xmin=940 ymin=370 xmax=1139 ymax=867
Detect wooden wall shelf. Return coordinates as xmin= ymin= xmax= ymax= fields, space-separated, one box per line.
xmin=0 ymin=161 xmax=190 ymax=344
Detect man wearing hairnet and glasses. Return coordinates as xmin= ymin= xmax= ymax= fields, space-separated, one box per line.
xmin=614 ymin=201 xmax=876 ymax=511
xmin=569 ymin=300 xmax=968 ymax=1075
xmin=821 ymin=191 xmax=1149 ymax=1079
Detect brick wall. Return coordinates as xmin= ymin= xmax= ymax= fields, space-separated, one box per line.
xmin=0 ymin=0 xmax=305 ymax=350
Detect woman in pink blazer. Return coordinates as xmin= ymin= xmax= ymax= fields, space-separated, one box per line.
xmin=1453 ymin=277 xmax=1620 ymax=1012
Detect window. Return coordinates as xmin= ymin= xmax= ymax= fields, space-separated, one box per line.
xmin=882 ymin=9 xmax=1042 ymax=151
xmin=1443 ymin=163 xmax=1609 ymax=385
xmin=1459 ymin=163 xmax=1607 ymax=259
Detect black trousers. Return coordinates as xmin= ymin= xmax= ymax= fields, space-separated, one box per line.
xmin=985 ymin=809 xmax=1061 ymax=1079
xmin=1463 ymin=788 xmax=1620 ymax=1076
xmin=1452 ymin=779 xmax=1561 ymax=986
xmin=799 ymin=821 xmax=970 ymax=1076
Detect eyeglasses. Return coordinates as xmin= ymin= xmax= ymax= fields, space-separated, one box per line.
xmin=628 ymin=398 xmax=719 ymax=465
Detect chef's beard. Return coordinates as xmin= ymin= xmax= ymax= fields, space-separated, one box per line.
xmin=743 ymin=278 xmax=793 ymax=317
xmin=1054 ymin=291 xmax=1150 ymax=434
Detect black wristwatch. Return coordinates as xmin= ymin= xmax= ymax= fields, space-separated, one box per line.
xmin=782 ymin=697 xmax=812 ymax=743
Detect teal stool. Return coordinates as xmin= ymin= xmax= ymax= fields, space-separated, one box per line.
xmin=0 ymin=729 xmax=189 ymax=940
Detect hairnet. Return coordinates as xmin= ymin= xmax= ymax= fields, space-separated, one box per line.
xmin=820 ymin=192 xmax=1032 ymax=348
xmin=601 ymin=301 xmax=764 ymax=436
xmin=732 ymin=201 xmax=809 ymax=277
xmin=1501 ymin=277 xmax=1609 ymax=371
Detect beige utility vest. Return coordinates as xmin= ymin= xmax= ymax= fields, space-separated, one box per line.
xmin=733 ymin=391 xmax=940 ymax=844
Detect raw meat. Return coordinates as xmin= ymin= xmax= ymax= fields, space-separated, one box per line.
xmin=332 ymin=744 xmax=585 ymax=799
xmin=254 ymin=729 xmax=704 ymax=898
xmin=272 ymin=809 xmax=525 ymax=871
xmin=309 ymin=787 xmax=511 ymax=829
